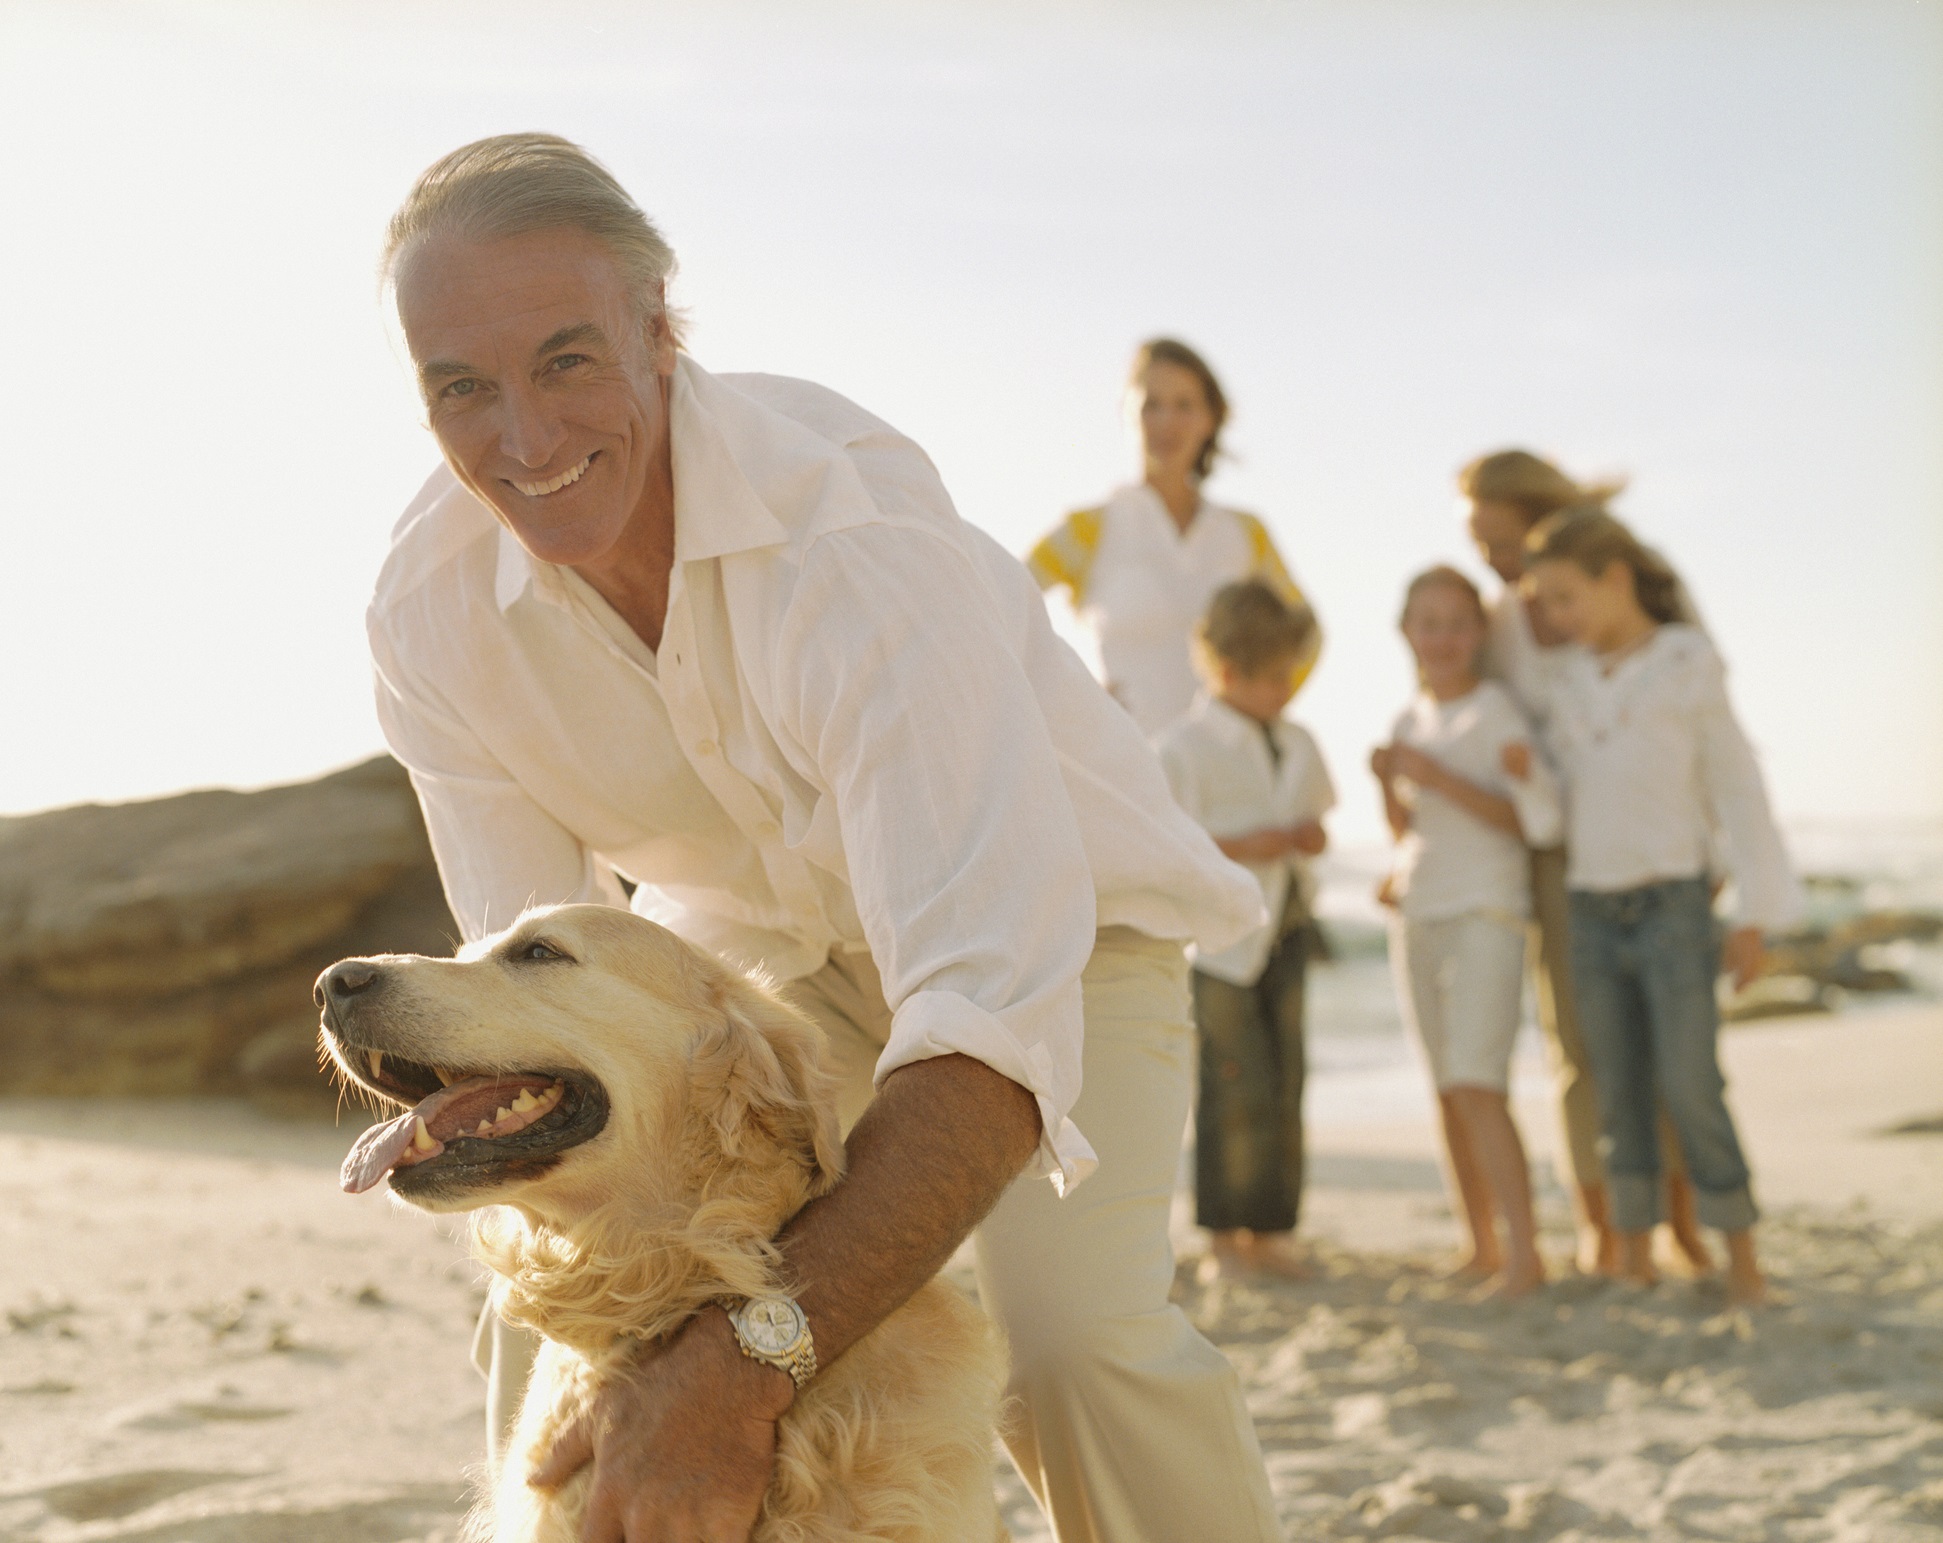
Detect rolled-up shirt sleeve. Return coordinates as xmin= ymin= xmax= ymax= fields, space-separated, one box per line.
xmin=370 ymin=615 xmax=627 ymax=944
xmin=774 ymin=527 xmax=1101 ymax=1193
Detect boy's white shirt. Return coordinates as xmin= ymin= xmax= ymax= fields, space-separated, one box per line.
xmin=1155 ymin=695 xmax=1337 ymax=986
xmin=1387 ymin=681 xmax=1563 ymax=921
xmin=1541 ymin=625 xmax=1801 ymax=931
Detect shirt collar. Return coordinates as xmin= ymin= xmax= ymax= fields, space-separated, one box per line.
xmin=669 ymin=355 xmax=795 ymax=563
xmin=1198 ymin=692 xmax=1283 ymax=747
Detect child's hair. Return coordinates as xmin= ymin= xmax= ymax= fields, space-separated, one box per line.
xmin=1196 ymin=579 xmax=1318 ymax=676
xmin=1526 ymin=506 xmax=1685 ymax=624
xmin=1397 ymin=564 xmax=1486 ymax=628
xmin=1457 ymin=448 xmax=1627 ymax=530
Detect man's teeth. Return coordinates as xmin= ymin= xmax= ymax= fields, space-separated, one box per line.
xmin=511 ymin=456 xmax=591 ymax=498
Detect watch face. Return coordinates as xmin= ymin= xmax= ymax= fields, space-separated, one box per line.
xmin=739 ymin=1297 xmax=805 ymax=1357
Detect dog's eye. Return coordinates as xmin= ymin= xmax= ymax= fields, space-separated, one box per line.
xmin=518 ymin=940 xmax=569 ymax=962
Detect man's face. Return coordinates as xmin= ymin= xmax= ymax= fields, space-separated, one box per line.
xmin=395 ymin=226 xmax=676 ymax=570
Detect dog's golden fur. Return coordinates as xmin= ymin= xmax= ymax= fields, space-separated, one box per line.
xmin=324 ymin=905 xmax=1005 ymax=1542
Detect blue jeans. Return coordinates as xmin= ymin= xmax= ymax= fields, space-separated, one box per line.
xmin=1567 ymin=878 xmax=1759 ymax=1234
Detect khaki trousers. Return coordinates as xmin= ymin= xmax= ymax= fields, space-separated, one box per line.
xmin=481 ymin=927 xmax=1282 ymax=1543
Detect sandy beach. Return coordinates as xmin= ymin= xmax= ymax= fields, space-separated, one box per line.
xmin=4 ymin=1003 xmax=1939 ymax=1543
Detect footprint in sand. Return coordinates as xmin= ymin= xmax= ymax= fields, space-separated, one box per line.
xmin=113 ymin=1389 xmax=294 ymax=1432
xmin=25 ymin=1469 xmax=251 ymax=1523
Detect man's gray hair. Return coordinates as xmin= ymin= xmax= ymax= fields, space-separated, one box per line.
xmin=382 ymin=133 xmax=683 ymax=342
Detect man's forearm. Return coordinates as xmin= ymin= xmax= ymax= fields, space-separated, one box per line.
xmin=775 ymin=1052 xmax=1042 ymax=1368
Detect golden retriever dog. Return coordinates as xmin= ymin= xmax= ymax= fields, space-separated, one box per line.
xmin=315 ymin=904 xmax=1005 ymax=1542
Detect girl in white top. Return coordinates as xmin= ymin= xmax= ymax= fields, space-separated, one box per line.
xmin=1459 ymin=447 xmax=1715 ymax=1280
xmin=1029 ymin=338 xmax=1319 ymax=735
xmin=1526 ymin=508 xmax=1800 ymax=1307
xmin=1372 ymin=566 xmax=1562 ymax=1297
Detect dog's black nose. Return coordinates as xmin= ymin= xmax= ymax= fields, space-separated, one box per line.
xmin=317 ymin=959 xmax=381 ymax=1009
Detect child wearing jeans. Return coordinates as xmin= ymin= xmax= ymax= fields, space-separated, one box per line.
xmin=1158 ymin=580 xmax=1334 ymax=1279
xmin=1372 ymin=566 xmax=1563 ymax=1297
xmin=1526 ymin=508 xmax=1800 ymax=1305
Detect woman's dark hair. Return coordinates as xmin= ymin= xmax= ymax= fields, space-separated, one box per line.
xmin=1526 ymin=506 xmax=1684 ymax=624
xmin=1130 ymin=337 xmax=1228 ymax=481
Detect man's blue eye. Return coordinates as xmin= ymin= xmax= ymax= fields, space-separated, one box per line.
xmin=443 ymin=379 xmax=478 ymax=398
xmin=549 ymin=354 xmax=587 ymax=372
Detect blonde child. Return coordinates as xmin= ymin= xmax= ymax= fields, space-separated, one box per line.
xmin=1158 ymin=580 xmax=1334 ymax=1278
xmin=1525 ymin=508 xmax=1799 ymax=1305
xmin=1372 ymin=566 xmax=1563 ymax=1297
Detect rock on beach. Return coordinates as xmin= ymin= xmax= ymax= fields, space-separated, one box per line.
xmin=0 ymin=757 xmax=454 ymax=1102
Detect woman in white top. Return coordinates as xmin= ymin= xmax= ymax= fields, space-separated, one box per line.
xmin=1372 ymin=567 xmax=1562 ymax=1297
xmin=1526 ymin=509 xmax=1800 ymax=1307
xmin=1459 ymin=448 xmax=1712 ymax=1279
xmin=1028 ymin=338 xmax=1320 ymax=736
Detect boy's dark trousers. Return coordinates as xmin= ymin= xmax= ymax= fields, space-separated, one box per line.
xmin=1191 ymin=921 xmax=1313 ymax=1232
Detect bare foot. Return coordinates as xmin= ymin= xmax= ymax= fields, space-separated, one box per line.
xmin=1197 ymin=1230 xmax=1252 ymax=1283
xmin=1575 ymin=1225 xmax=1621 ymax=1277
xmin=1478 ymin=1254 xmax=1547 ymax=1300
xmin=1243 ymin=1234 xmax=1310 ymax=1280
xmin=1617 ymin=1231 xmax=1658 ymax=1290
xmin=1444 ymin=1250 xmax=1502 ymax=1283
xmin=1724 ymin=1229 xmax=1766 ymax=1308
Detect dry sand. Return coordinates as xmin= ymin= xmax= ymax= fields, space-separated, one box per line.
xmin=3 ymin=1005 xmax=1939 ymax=1542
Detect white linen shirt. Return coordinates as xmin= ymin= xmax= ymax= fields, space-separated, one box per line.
xmin=1542 ymin=626 xmax=1801 ymax=931
xmin=368 ymin=357 xmax=1264 ymax=1192
xmin=1155 ymin=697 xmax=1336 ymax=986
xmin=1386 ymin=682 xmax=1563 ymax=922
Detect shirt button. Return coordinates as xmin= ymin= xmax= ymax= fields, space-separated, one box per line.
xmin=694 ymin=739 xmax=717 ymax=758
xmin=755 ymin=819 xmax=781 ymax=839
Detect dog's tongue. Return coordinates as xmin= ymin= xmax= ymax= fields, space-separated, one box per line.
xmin=339 ymin=1074 xmax=561 ymax=1195
xmin=341 ymin=1107 xmax=427 ymax=1195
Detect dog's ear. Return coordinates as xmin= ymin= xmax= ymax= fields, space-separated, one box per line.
xmin=689 ymin=982 xmax=846 ymax=1198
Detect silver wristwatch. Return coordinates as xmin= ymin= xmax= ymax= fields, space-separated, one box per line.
xmin=725 ymin=1294 xmax=818 ymax=1391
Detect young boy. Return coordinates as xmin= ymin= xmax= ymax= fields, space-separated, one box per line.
xmin=1157 ymin=580 xmax=1334 ymax=1278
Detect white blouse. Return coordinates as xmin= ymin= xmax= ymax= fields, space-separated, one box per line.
xmin=369 ymin=358 xmax=1264 ymax=1192
xmin=1028 ymin=484 xmax=1317 ymax=736
xmin=1542 ymin=626 xmax=1801 ymax=931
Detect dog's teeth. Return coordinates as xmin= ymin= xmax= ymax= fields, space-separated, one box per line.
xmin=494 ymin=1106 xmax=513 ymax=1124
xmin=368 ymin=1050 xmax=384 ymax=1080
xmin=411 ymin=1117 xmax=436 ymax=1152
xmin=476 ymin=1120 xmax=493 ymax=1135
xmin=512 ymin=1089 xmax=538 ymax=1112
xmin=434 ymin=1066 xmax=455 ymax=1086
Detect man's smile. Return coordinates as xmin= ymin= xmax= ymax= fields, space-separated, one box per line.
xmin=508 ymin=453 xmax=595 ymax=498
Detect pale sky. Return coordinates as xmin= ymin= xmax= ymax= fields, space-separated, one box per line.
xmin=2 ymin=1 xmax=1938 ymax=844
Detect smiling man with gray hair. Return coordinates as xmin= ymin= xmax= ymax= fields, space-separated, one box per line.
xmin=370 ymin=132 xmax=1281 ymax=1542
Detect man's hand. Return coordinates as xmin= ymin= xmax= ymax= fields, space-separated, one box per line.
xmin=1722 ymin=926 xmax=1767 ymax=991
xmin=529 ymin=1308 xmax=795 ymax=1543
xmin=1290 ymin=819 xmax=1327 ymax=857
